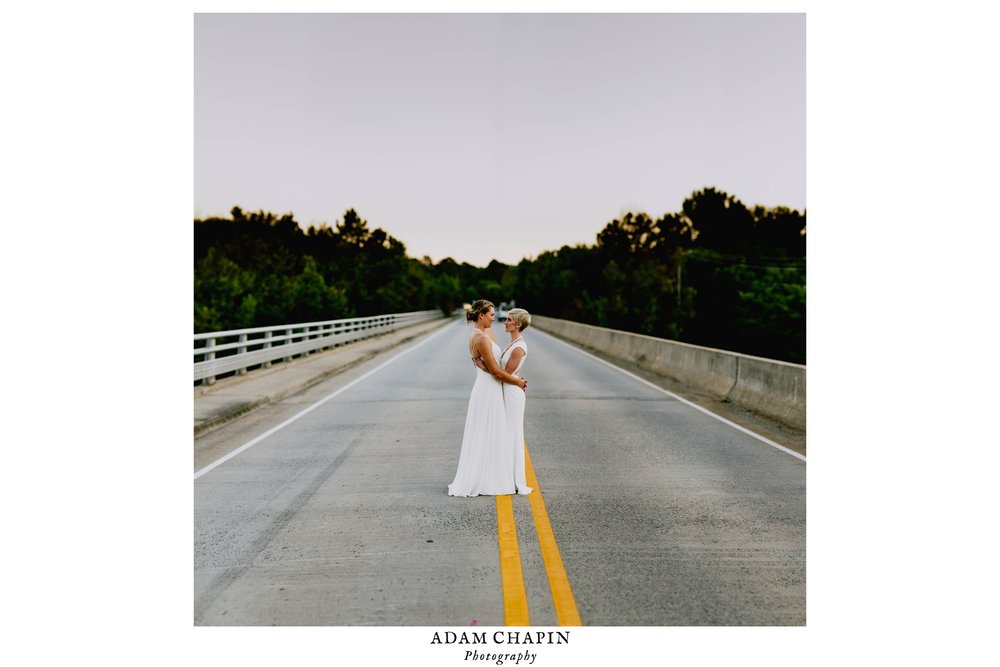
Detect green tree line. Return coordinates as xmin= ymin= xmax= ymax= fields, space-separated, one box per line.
xmin=194 ymin=206 xmax=500 ymax=332
xmin=195 ymin=187 xmax=805 ymax=362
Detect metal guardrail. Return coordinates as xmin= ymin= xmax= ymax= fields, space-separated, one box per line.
xmin=194 ymin=310 xmax=441 ymax=385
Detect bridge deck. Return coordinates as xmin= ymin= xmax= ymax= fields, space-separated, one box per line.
xmin=194 ymin=319 xmax=806 ymax=626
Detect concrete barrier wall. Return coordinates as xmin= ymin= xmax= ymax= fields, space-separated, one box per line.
xmin=531 ymin=315 xmax=805 ymax=430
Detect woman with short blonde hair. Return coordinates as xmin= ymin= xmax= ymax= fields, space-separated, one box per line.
xmin=500 ymin=308 xmax=533 ymax=494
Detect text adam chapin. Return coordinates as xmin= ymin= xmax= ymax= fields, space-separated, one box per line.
xmin=430 ymin=631 xmax=570 ymax=665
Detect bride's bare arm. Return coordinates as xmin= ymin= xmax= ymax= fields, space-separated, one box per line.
xmin=503 ymin=347 xmax=525 ymax=375
xmin=475 ymin=337 xmax=527 ymax=390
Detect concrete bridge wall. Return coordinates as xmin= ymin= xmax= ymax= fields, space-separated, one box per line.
xmin=531 ymin=315 xmax=806 ymax=430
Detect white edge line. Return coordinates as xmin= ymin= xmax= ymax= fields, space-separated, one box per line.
xmin=194 ymin=321 xmax=456 ymax=480
xmin=534 ymin=328 xmax=807 ymax=463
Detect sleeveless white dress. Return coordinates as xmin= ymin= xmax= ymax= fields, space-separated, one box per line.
xmin=447 ymin=333 xmax=516 ymax=496
xmin=501 ymin=339 xmax=532 ymax=495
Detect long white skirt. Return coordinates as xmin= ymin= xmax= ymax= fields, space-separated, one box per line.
xmin=448 ymin=369 xmax=516 ymax=496
xmin=504 ymin=382 xmax=533 ymax=495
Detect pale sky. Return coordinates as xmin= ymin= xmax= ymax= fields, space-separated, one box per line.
xmin=195 ymin=13 xmax=805 ymax=266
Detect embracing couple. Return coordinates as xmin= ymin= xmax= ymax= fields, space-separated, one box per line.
xmin=447 ymin=299 xmax=533 ymax=497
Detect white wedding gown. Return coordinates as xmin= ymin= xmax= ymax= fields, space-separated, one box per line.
xmin=501 ymin=339 xmax=532 ymax=495
xmin=447 ymin=336 xmax=516 ymax=496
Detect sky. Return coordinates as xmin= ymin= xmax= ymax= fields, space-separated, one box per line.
xmin=195 ymin=13 xmax=805 ymax=267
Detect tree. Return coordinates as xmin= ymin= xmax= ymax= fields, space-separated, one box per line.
xmin=194 ymin=247 xmax=258 ymax=332
xmin=194 ymin=188 xmax=805 ymax=362
xmin=682 ymin=187 xmax=755 ymax=253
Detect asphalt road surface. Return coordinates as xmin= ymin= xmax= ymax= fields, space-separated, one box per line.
xmin=194 ymin=319 xmax=806 ymax=626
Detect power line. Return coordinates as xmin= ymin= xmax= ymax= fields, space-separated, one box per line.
xmin=683 ymin=252 xmax=806 ymax=270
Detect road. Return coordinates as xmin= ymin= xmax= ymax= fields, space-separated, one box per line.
xmin=194 ymin=319 xmax=806 ymax=626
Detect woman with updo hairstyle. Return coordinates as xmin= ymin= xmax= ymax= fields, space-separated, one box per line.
xmin=500 ymin=308 xmax=533 ymax=494
xmin=448 ymin=300 xmax=529 ymax=497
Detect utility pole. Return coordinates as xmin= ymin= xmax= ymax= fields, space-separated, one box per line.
xmin=675 ymin=249 xmax=684 ymax=306
xmin=677 ymin=261 xmax=682 ymax=305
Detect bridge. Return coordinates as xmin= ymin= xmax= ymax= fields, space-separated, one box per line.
xmin=194 ymin=312 xmax=806 ymax=626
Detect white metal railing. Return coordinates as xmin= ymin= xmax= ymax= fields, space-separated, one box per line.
xmin=194 ymin=310 xmax=441 ymax=385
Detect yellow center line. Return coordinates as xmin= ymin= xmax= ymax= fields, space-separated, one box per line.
xmin=495 ymin=494 xmax=530 ymax=626
xmin=524 ymin=443 xmax=583 ymax=626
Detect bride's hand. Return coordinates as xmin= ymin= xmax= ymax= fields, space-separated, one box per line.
xmin=519 ymin=377 xmax=528 ymax=391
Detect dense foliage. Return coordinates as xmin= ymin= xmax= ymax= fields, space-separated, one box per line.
xmin=507 ymin=188 xmax=806 ymax=362
xmin=195 ymin=187 xmax=805 ymax=362
xmin=194 ymin=207 xmax=499 ymax=332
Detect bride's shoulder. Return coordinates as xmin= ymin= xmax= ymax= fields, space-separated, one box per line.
xmin=470 ymin=330 xmax=495 ymax=348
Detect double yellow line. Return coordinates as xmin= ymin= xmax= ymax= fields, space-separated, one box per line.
xmin=495 ymin=443 xmax=582 ymax=626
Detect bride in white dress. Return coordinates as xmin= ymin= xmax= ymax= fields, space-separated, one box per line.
xmin=448 ymin=300 xmax=529 ymax=497
xmin=501 ymin=308 xmax=533 ymax=495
